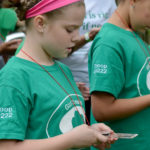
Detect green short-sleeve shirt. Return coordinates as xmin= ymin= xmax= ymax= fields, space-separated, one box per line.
xmin=0 ymin=8 xmax=17 ymax=41
xmin=15 ymin=39 xmax=24 ymax=55
xmin=89 ymin=23 xmax=150 ymax=150
xmin=0 ymin=57 xmax=88 ymax=150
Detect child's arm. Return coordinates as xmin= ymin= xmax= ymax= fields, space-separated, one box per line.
xmin=69 ymin=27 xmax=101 ymax=55
xmin=0 ymin=124 xmax=116 ymax=150
xmin=0 ymin=39 xmax=22 ymax=55
xmin=91 ymin=92 xmax=150 ymax=122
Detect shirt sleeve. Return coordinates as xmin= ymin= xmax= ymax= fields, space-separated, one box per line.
xmin=1 ymin=8 xmax=18 ymax=31
xmin=0 ymin=85 xmax=30 ymax=140
xmin=89 ymin=43 xmax=125 ymax=98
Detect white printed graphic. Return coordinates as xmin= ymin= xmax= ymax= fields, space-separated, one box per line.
xmin=137 ymin=58 xmax=150 ymax=96
xmin=147 ymin=71 xmax=150 ymax=90
xmin=0 ymin=107 xmax=13 ymax=119
xmin=94 ymin=64 xmax=107 ymax=74
xmin=46 ymin=94 xmax=84 ymax=138
xmin=59 ymin=107 xmax=84 ymax=134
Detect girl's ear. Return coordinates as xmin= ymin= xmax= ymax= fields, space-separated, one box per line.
xmin=33 ymin=15 xmax=47 ymax=33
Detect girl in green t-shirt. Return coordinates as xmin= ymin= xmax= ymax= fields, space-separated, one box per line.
xmin=89 ymin=0 xmax=150 ymax=150
xmin=0 ymin=0 xmax=117 ymax=150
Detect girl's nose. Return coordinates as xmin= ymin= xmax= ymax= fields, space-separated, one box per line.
xmin=71 ymin=31 xmax=80 ymax=43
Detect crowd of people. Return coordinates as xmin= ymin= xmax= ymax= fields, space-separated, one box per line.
xmin=0 ymin=0 xmax=150 ymax=150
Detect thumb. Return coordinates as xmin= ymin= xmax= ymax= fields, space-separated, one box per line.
xmin=96 ymin=132 xmax=108 ymax=143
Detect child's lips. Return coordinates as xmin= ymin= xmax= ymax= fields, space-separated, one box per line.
xmin=67 ymin=47 xmax=72 ymax=53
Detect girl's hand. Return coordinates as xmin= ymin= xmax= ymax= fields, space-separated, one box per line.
xmin=70 ymin=124 xmax=107 ymax=148
xmin=70 ymin=124 xmax=117 ymax=149
xmin=0 ymin=39 xmax=22 ymax=55
xmin=76 ymin=82 xmax=90 ymax=101
xmin=91 ymin=123 xmax=118 ymax=149
xmin=88 ymin=27 xmax=101 ymax=41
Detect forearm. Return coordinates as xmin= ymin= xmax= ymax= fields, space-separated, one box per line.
xmin=0 ymin=43 xmax=4 ymax=55
xmin=92 ymin=94 xmax=150 ymax=122
xmin=0 ymin=133 xmax=76 ymax=150
xmin=72 ymin=35 xmax=88 ymax=52
xmin=0 ymin=40 xmax=22 ymax=55
xmin=71 ymin=27 xmax=101 ymax=54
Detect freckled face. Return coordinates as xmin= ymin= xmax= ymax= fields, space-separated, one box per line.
xmin=41 ymin=4 xmax=85 ymax=59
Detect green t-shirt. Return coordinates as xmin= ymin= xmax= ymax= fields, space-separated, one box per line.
xmin=89 ymin=23 xmax=150 ymax=150
xmin=0 ymin=8 xmax=17 ymax=41
xmin=15 ymin=39 xmax=24 ymax=55
xmin=0 ymin=57 xmax=89 ymax=150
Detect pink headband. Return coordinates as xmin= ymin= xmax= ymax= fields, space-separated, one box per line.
xmin=26 ymin=0 xmax=81 ymax=19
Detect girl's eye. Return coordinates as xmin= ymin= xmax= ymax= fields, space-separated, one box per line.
xmin=66 ymin=28 xmax=74 ymax=33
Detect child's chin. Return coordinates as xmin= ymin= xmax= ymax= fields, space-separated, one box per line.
xmin=62 ymin=55 xmax=68 ymax=58
xmin=56 ymin=54 xmax=68 ymax=59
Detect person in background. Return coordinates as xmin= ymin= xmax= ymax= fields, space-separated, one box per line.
xmin=0 ymin=0 xmax=23 ymax=68
xmin=0 ymin=0 xmax=117 ymax=150
xmin=60 ymin=0 xmax=117 ymax=122
xmin=89 ymin=0 xmax=150 ymax=149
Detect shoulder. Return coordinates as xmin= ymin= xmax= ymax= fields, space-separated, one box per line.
xmin=0 ymin=57 xmax=28 ymax=85
xmin=92 ymin=23 xmax=123 ymax=49
xmin=55 ymin=60 xmax=73 ymax=76
xmin=0 ymin=8 xmax=17 ymax=30
xmin=0 ymin=8 xmax=17 ymax=18
xmin=56 ymin=60 xmax=71 ymax=71
xmin=89 ymin=23 xmax=130 ymax=59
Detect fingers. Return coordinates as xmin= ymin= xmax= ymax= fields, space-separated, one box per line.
xmin=77 ymin=82 xmax=89 ymax=92
xmin=92 ymin=131 xmax=108 ymax=150
xmin=7 ymin=39 xmax=22 ymax=46
xmin=94 ymin=142 xmax=111 ymax=150
xmin=91 ymin=123 xmax=112 ymax=133
xmin=90 ymin=27 xmax=101 ymax=33
xmin=0 ymin=39 xmax=22 ymax=55
xmin=89 ymin=27 xmax=101 ymax=40
xmin=82 ymin=92 xmax=90 ymax=101
xmin=93 ymin=143 xmax=107 ymax=150
xmin=76 ymin=82 xmax=86 ymax=87
xmin=91 ymin=123 xmax=117 ymax=147
xmin=96 ymin=132 xmax=108 ymax=143
xmin=99 ymin=123 xmax=113 ymax=134
xmin=76 ymin=82 xmax=90 ymax=100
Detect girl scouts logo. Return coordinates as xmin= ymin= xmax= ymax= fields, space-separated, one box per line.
xmin=137 ymin=58 xmax=150 ymax=96
xmin=46 ymin=94 xmax=84 ymax=138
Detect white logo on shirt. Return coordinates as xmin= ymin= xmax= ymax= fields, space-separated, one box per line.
xmin=46 ymin=94 xmax=84 ymax=138
xmin=94 ymin=64 xmax=107 ymax=74
xmin=0 ymin=107 xmax=13 ymax=119
xmin=137 ymin=58 xmax=150 ymax=96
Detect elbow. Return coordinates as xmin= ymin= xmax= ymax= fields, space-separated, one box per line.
xmin=92 ymin=109 xmax=109 ymax=122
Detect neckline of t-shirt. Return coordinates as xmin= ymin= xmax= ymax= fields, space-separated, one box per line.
xmin=104 ymin=23 xmax=139 ymax=36
xmin=11 ymin=56 xmax=60 ymax=71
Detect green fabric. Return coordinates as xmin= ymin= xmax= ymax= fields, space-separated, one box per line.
xmin=15 ymin=39 xmax=24 ymax=55
xmin=0 ymin=57 xmax=89 ymax=150
xmin=0 ymin=8 xmax=17 ymax=41
xmin=89 ymin=23 xmax=150 ymax=150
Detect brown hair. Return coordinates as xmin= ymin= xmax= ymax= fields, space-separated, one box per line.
xmin=115 ymin=0 xmax=125 ymax=5
xmin=10 ymin=0 xmax=85 ymax=22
